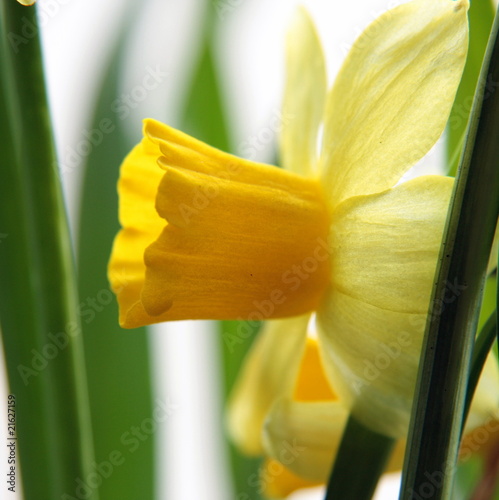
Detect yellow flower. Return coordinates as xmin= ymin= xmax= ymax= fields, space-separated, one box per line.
xmin=109 ymin=0 xmax=469 ymax=444
xmin=15 ymin=0 xmax=36 ymax=5
xmin=228 ymin=315 xmax=499 ymax=498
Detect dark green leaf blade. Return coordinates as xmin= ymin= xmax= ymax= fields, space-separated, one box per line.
xmin=220 ymin=320 xmax=264 ymax=500
xmin=0 ymin=22 xmax=59 ymax=500
xmin=324 ymin=416 xmax=395 ymax=500
xmin=0 ymin=2 xmax=97 ymax=499
xmin=400 ymin=5 xmax=499 ymax=499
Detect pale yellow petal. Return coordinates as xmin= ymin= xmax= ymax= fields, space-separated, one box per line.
xmin=317 ymin=176 xmax=456 ymax=438
xmin=329 ymin=175 xmax=453 ymax=314
xmin=317 ymin=289 xmax=426 ymax=438
xmin=262 ymin=398 xmax=348 ymax=481
xmin=107 ymin=134 xmax=165 ymax=328
xmin=263 ymin=397 xmax=406 ymax=485
xmin=263 ymin=335 xmax=408 ymax=483
xmin=16 ymin=0 xmax=36 ymax=5
xmin=320 ymin=0 xmax=469 ymax=206
xmin=316 ymin=176 xmax=455 ymax=436
xmin=140 ymin=120 xmax=330 ymax=322
xmin=226 ymin=316 xmax=309 ymax=455
xmin=280 ymin=7 xmax=327 ymax=177
xmin=261 ymin=459 xmax=321 ymax=499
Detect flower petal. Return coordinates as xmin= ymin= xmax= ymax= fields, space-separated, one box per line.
xmin=266 ymin=350 xmax=498 ymax=486
xmin=317 ymin=288 xmax=428 ymax=438
xmin=108 ymin=134 xmax=165 ymax=328
xmin=226 ymin=316 xmax=309 ymax=455
xmin=280 ymin=7 xmax=327 ymax=177
xmin=140 ymin=120 xmax=330 ymax=322
xmin=293 ymin=336 xmax=336 ymax=402
xmin=316 ymin=176 xmax=454 ymax=436
xmin=260 ymin=459 xmax=321 ymax=499
xmin=263 ymin=398 xmax=348 ymax=481
xmin=320 ymin=0 xmax=468 ymax=206
xmin=263 ymin=399 xmax=406 ymax=484
xmin=329 ymin=175 xmax=453 ymax=314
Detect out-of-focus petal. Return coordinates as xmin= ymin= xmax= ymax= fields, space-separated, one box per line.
xmin=263 ymin=397 xmax=407 ymax=487
xmin=261 ymin=459 xmax=321 ymax=499
xmin=293 ymin=336 xmax=336 ymax=402
xmin=226 ymin=316 xmax=309 ymax=455
xmin=320 ymin=0 xmax=468 ymax=207
xmin=280 ymin=7 xmax=327 ymax=177
xmin=263 ymin=398 xmax=348 ymax=481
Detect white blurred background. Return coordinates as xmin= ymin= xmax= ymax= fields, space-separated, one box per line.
xmin=0 ymin=0 xmax=425 ymax=498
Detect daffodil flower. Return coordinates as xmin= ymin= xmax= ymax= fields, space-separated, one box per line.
xmin=228 ymin=316 xmax=499 ymax=498
xmin=109 ymin=0 xmax=470 ymax=447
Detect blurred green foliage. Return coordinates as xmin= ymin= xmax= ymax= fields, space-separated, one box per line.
xmin=76 ymin=8 xmax=155 ymax=500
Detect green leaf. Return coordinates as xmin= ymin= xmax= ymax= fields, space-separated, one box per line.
xmin=447 ymin=0 xmax=495 ymax=176
xmin=400 ymin=6 xmax=499 ymax=500
xmin=0 ymin=3 xmax=96 ymax=499
xmin=76 ymin=10 xmax=156 ymax=500
xmin=324 ymin=416 xmax=395 ymax=500
xmin=479 ymin=274 xmax=497 ymax=331
xmin=0 ymin=27 xmax=58 ymax=500
xmin=452 ymin=457 xmax=482 ymax=500
xmin=462 ymin=274 xmax=498 ymax=422
xmin=220 ymin=320 xmax=264 ymax=499
xmin=182 ymin=37 xmax=230 ymax=152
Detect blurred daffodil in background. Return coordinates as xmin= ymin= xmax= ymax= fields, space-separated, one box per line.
xmin=229 ymin=315 xmax=499 ymax=498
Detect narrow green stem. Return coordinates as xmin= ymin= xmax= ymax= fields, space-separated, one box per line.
xmin=324 ymin=416 xmax=395 ymax=500
xmin=400 ymin=7 xmax=499 ymax=500
xmin=0 ymin=2 xmax=96 ymax=499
